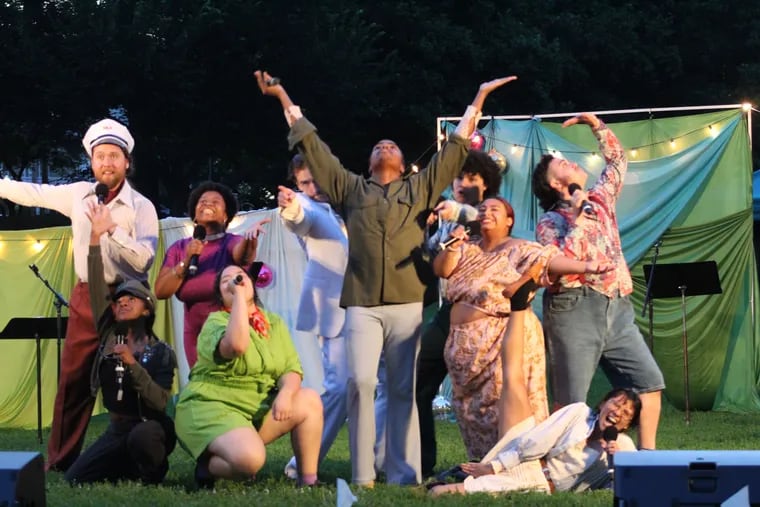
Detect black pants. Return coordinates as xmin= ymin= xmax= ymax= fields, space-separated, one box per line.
xmin=64 ymin=416 xmax=176 ymax=485
xmin=415 ymin=302 xmax=452 ymax=477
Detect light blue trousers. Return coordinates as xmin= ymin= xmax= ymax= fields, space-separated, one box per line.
xmin=345 ymin=303 xmax=422 ymax=485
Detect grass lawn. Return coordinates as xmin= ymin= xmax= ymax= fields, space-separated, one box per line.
xmin=2 ymin=372 xmax=759 ymax=506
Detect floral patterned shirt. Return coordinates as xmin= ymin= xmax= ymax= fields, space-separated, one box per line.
xmin=446 ymin=239 xmax=559 ymax=316
xmin=535 ymin=122 xmax=632 ymax=297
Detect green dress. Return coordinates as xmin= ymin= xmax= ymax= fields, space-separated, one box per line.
xmin=174 ymin=309 xmax=303 ymax=459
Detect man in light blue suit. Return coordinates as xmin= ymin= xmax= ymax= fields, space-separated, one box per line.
xmin=278 ymin=154 xmax=386 ymax=478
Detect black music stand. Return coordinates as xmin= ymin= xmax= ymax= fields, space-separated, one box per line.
xmin=0 ymin=317 xmax=68 ymax=443
xmin=643 ymin=261 xmax=722 ymax=424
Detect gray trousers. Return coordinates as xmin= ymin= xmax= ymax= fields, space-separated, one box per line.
xmin=345 ymin=303 xmax=422 ymax=485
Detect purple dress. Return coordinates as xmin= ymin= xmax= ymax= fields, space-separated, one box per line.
xmin=161 ymin=233 xmax=245 ymax=366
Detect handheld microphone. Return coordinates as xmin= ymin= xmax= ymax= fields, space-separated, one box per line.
xmin=439 ymin=227 xmax=470 ymax=251
xmin=114 ymin=322 xmax=128 ymax=402
xmin=266 ymin=77 xmax=281 ymax=86
xmin=568 ymin=183 xmax=593 ymax=215
xmin=603 ymin=426 xmax=619 ymax=472
xmin=28 ymin=264 xmax=39 ymax=275
xmin=187 ymin=225 xmax=207 ymax=276
xmin=95 ymin=183 xmax=109 ymax=204
xmin=233 ymin=274 xmax=244 ymax=285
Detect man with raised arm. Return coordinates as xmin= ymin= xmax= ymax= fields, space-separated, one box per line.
xmin=531 ymin=112 xmax=664 ymax=450
xmin=256 ymin=71 xmax=516 ymax=486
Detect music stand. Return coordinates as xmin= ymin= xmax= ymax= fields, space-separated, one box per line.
xmin=643 ymin=261 xmax=722 ymax=424
xmin=0 ymin=317 xmax=68 ymax=443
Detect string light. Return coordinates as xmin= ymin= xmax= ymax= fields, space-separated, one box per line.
xmin=630 ymin=149 xmax=638 ymax=158
xmin=510 ymin=144 xmax=518 ymax=154
xmin=32 ymin=240 xmax=44 ymax=253
xmin=410 ymin=164 xmax=420 ymax=174
xmin=670 ymin=139 xmax=676 ymax=149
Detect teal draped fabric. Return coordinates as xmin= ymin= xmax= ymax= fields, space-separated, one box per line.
xmin=446 ymin=109 xmax=760 ymax=411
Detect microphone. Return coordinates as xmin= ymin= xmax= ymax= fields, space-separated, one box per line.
xmin=232 ymin=274 xmax=244 ymax=286
xmin=95 ymin=183 xmax=109 ymax=204
xmin=28 ymin=264 xmax=39 ymax=275
xmin=187 ymin=225 xmax=207 ymax=276
xmin=114 ymin=322 xmax=128 ymax=402
xmin=439 ymin=227 xmax=470 ymax=251
xmin=603 ymin=426 xmax=619 ymax=472
xmin=568 ymin=183 xmax=593 ymax=215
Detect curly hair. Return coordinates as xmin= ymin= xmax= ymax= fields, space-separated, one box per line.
xmin=187 ymin=181 xmax=239 ymax=228
xmin=532 ymin=154 xmax=562 ymax=212
xmin=460 ymin=150 xmax=503 ymax=199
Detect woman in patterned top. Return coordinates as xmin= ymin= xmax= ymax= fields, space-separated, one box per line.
xmin=432 ymin=197 xmax=611 ymax=460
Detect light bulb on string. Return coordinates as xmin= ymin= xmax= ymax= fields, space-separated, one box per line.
xmin=630 ymin=149 xmax=638 ymax=158
xmin=510 ymin=144 xmax=518 ymax=154
xmin=669 ymin=139 xmax=676 ymax=149
xmin=32 ymin=239 xmax=44 ymax=253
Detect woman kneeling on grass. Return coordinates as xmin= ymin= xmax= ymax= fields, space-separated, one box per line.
xmin=174 ymin=265 xmax=323 ymax=488
xmin=430 ymin=279 xmax=641 ymax=496
xmin=65 ymin=202 xmax=177 ymax=485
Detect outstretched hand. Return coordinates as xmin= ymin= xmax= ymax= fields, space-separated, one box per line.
xmin=254 ymin=70 xmax=284 ymax=97
xmin=478 ymin=76 xmax=518 ymax=95
xmin=562 ymin=112 xmax=601 ymax=130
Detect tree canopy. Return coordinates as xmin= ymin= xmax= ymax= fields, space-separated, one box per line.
xmin=2 ymin=0 xmax=759 ymax=219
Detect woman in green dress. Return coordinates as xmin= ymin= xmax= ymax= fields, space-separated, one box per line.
xmin=175 ymin=264 xmax=323 ymax=488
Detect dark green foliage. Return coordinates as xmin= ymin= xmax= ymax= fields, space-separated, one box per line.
xmin=1 ymin=0 xmax=758 ymax=219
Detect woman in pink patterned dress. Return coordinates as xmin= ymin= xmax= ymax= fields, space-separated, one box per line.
xmin=432 ymin=197 xmax=610 ymax=460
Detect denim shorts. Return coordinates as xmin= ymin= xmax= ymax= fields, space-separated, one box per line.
xmin=542 ymin=287 xmax=665 ymax=405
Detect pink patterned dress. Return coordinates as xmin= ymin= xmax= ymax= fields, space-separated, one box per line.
xmin=444 ymin=238 xmax=558 ymax=460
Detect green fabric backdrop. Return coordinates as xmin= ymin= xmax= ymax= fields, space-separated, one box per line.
xmin=456 ymin=108 xmax=759 ymax=412
xmin=1 ymin=108 xmax=758 ymax=430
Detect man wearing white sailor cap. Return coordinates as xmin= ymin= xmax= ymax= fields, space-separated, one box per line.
xmin=0 ymin=118 xmax=159 ymax=472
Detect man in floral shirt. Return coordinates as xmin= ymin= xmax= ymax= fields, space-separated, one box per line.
xmin=532 ymin=112 xmax=664 ymax=450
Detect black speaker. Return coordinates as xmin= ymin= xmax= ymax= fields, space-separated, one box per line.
xmin=0 ymin=452 xmax=45 ymax=507
xmin=614 ymin=450 xmax=760 ymax=506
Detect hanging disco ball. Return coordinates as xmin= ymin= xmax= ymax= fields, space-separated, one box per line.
xmin=488 ymin=148 xmax=509 ymax=173
xmin=470 ymin=130 xmax=485 ymax=151
xmin=255 ymin=263 xmax=274 ymax=288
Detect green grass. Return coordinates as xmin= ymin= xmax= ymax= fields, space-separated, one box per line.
xmin=4 ymin=372 xmax=760 ymax=506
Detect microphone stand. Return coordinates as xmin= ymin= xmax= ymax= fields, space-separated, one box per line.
xmin=641 ymin=241 xmax=662 ymax=352
xmin=28 ymin=264 xmax=69 ymax=382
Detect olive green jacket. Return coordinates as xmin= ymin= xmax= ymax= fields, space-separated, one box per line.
xmin=288 ymin=117 xmax=469 ymax=307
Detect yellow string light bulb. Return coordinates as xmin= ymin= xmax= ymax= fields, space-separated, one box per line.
xmin=630 ymin=149 xmax=638 ymax=158
xmin=32 ymin=240 xmax=44 ymax=253
xmin=669 ymin=139 xmax=676 ymax=149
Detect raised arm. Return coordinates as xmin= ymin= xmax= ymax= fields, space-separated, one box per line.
xmin=563 ymin=113 xmax=627 ymax=201
xmin=85 ymin=201 xmax=114 ymax=321
xmin=255 ymin=70 xmax=355 ymax=207
xmin=420 ymin=77 xmax=519 ymax=206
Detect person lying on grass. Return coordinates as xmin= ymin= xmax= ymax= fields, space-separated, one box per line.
xmin=430 ymin=279 xmax=641 ymax=496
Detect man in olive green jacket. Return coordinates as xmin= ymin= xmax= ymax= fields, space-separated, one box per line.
xmin=256 ymin=70 xmax=517 ymax=486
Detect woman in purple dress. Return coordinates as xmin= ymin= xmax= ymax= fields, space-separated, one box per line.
xmin=155 ymin=181 xmax=269 ymax=367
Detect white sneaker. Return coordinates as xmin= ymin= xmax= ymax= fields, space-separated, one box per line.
xmin=284 ymin=457 xmax=298 ymax=480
